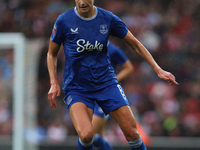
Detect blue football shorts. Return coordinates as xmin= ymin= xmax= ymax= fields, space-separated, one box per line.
xmin=63 ymin=83 xmax=129 ymax=115
xmin=93 ymin=102 xmax=111 ymax=120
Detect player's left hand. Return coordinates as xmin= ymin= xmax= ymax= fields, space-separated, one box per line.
xmin=157 ymin=69 xmax=179 ymax=86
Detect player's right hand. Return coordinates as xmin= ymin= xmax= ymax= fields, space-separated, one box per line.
xmin=47 ymin=84 xmax=60 ymax=108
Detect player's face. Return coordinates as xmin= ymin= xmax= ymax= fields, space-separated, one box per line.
xmin=75 ymin=0 xmax=94 ymax=17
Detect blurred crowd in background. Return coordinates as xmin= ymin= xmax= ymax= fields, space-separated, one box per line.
xmin=1 ymin=0 xmax=200 ymax=145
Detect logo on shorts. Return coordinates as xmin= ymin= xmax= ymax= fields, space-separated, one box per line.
xmin=66 ymin=95 xmax=72 ymax=106
xmin=117 ymin=84 xmax=127 ymax=101
xmin=99 ymin=24 xmax=108 ymax=34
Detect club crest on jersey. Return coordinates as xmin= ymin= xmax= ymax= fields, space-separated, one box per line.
xmin=71 ymin=28 xmax=78 ymax=34
xmin=99 ymin=24 xmax=108 ymax=34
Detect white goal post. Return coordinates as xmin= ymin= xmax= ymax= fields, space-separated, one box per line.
xmin=0 ymin=33 xmax=40 ymax=150
xmin=0 ymin=33 xmax=25 ymax=150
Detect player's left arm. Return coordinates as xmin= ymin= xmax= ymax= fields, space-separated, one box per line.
xmin=123 ymin=30 xmax=179 ymax=86
xmin=117 ymin=60 xmax=133 ymax=82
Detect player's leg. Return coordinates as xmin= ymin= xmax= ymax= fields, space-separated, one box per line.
xmin=97 ymin=84 xmax=147 ymax=150
xmin=70 ymin=102 xmax=94 ymax=150
xmin=92 ymin=115 xmax=112 ymax=150
xmin=92 ymin=103 xmax=113 ymax=150
xmin=109 ymin=105 xmax=147 ymax=150
xmin=63 ymin=90 xmax=96 ymax=150
xmin=92 ymin=103 xmax=108 ymax=136
xmin=92 ymin=115 xmax=106 ymax=136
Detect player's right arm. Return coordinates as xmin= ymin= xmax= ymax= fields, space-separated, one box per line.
xmin=47 ymin=38 xmax=61 ymax=108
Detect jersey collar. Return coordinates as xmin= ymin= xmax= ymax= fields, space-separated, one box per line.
xmin=74 ymin=6 xmax=98 ymax=21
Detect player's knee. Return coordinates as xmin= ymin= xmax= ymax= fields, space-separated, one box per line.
xmin=79 ymin=130 xmax=94 ymax=143
xmin=124 ymin=127 xmax=140 ymax=141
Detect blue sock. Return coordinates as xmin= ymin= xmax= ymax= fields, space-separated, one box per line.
xmin=128 ymin=137 xmax=147 ymax=150
xmin=93 ymin=133 xmax=113 ymax=150
xmin=78 ymin=138 xmax=93 ymax=150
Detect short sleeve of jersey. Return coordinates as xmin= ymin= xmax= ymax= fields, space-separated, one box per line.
xmin=110 ymin=14 xmax=128 ymax=39
xmin=51 ymin=15 xmax=64 ymax=45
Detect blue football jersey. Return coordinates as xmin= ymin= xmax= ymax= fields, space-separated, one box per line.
xmin=107 ymin=41 xmax=128 ymax=70
xmin=51 ymin=6 xmax=128 ymax=91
